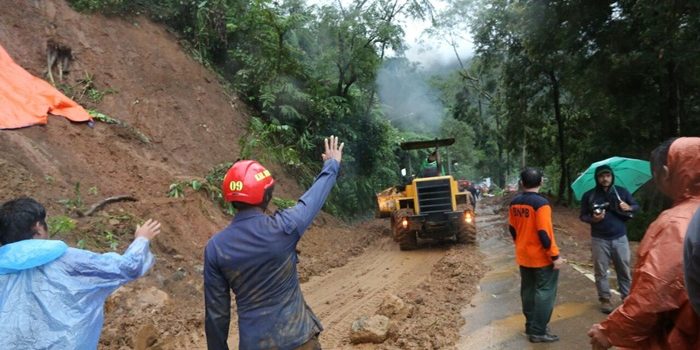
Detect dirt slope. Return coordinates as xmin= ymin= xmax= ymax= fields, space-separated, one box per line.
xmin=1 ymin=2 xmax=492 ymax=349
xmin=0 ymin=0 xmax=310 ymax=347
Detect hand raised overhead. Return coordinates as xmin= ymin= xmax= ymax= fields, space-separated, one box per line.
xmin=322 ymin=135 xmax=344 ymax=163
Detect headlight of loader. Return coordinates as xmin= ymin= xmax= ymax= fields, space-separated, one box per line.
xmin=464 ymin=211 xmax=473 ymax=224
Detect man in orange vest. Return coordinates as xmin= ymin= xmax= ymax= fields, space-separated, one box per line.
xmin=509 ymin=167 xmax=566 ymax=343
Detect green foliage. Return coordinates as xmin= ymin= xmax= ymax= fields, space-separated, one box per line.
xmin=239 ymin=117 xmax=302 ymax=167
xmin=197 ymin=162 xmax=238 ymax=216
xmin=439 ymin=117 xmax=479 ymax=179
xmin=59 ymin=183 xmax=86 ymax=214
xmin=47 ymin=216 xmax=77 ymax=238
xmin=452 ymin=0 xmax=700 ymax=211
xmin=78 ymin=72 xmax=116 ymax=103
xmin=167 ymin=182 xmax=185 ymax=198
xmin=71 ymin=212 xmax=139 ymax=251
xmin=67 ymin=0 xmax=436 ymax=219
xmin=88 ymin=110 xmax=119 ymax=124
xmin=167 ymin=163 xmax=236 ymax=216
xmin=103 ymin=230 xmax=119 ymax=250
xmin=272 ymin=197 xmax=296 ymax=209
xmin=67 ymin=0 xmax=121 ymax=12
xmin=57 ymin=71 xmax=116 ymax=105
xmin=88 ymin=110 xmax=150 ymax=145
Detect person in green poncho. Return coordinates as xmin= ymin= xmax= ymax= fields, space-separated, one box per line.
xmin=419 ymin=150 xmax=445 ymax=177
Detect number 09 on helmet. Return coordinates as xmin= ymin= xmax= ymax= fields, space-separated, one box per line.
xmin=222 ymin=160 xmax=276 ymax=205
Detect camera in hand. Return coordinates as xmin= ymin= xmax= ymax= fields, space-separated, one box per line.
xmin=592 ymin=202 xmax=609 ymax=215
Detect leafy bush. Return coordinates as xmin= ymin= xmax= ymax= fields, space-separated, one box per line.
xmin=272 ymin=197 xmax=296 ymax=209
xmin=239 ymin=117 xmax=302 ymax=168
xmin=88 ymin=110 xmax=119 ymax=124
xmin=167 ymin=163 xmax=236 ymax=216
xmin=102 ymin=230 xmax=119 ymax=250
xmin=59 ymin=183 xmax=86 ymax=214
xmin=47 ymin=216 xmax=77 ymax=237
xmin=167 ymin=182 xmax=185 ymax=198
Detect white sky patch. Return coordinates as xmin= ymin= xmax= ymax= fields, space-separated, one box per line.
xmin=309 ymin=0 xmax=474 ymax=67
xmin=399 ymin=12 xmax=474 ymax=68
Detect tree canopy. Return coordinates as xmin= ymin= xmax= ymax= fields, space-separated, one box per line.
xmin=70 ymin=0 xmax=700 ymax=220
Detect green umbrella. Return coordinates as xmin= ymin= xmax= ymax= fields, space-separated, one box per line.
xmin=571 ymin=156 xmax=652 ymax=201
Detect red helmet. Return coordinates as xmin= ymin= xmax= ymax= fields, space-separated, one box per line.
xmin=222 ymin=160 xmax=275 ymax=205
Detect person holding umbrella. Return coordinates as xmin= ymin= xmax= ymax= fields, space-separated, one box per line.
xmin=588 ymin=137 xmax=700 ymax=349
xmin=579 ymin=163 xmax=640 ymax=313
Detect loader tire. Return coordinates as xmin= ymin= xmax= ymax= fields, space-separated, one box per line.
xmin=398 ymin=229 xmax=418 ymax=250
xmin=391 ymin=209 xmax=417 ymax=250
xmin=457 ymin=223 xmax=477 ymax=245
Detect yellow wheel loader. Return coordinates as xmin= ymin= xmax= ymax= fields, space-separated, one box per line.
xmin=376 ymin=138 xmax=476 ymax=250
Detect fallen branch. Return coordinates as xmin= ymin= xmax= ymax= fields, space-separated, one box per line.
xmin=78 ymin=195 xmax=137 ymax=217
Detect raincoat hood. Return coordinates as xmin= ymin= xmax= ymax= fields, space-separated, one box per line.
xmin=0 ymin=239 xmax=67 ymax=274
xmin=667 ymin=137 xmax=700 ymax=203
xmin=594 ymin=164 xmax=615 ymax=188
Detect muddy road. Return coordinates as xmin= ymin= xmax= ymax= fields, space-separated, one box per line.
xmin=296 ymin=199 xmax=606 ymax=350
xmin=457 ymin=212 xmax=605 ymax=349
xmin=111 ymin=197 xmax=609 ymax=350
xmin=305 ymin=238 xmax=447 ymax=347
xmin=159 ymin=204 xmax=492 ymax=350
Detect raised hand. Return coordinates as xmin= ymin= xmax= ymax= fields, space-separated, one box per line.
xmin=135 ymin=219 xmax=161 ymax=241
xmin=321 ymin=135 xmax=344 ymax=163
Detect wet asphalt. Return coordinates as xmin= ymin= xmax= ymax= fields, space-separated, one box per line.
xmin=456 ymin=211 xmax=615 ymax=350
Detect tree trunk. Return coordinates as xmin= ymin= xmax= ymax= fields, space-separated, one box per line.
xmin=548 ymin=70 xmax=568 ymax=204
xmin=665 ymin=61 xmax=679 ymax=138
xmin=494 ymin=110 xmax=505 ymax=188
xmin=336 ymin=66 xmax=345 ymax=96
xmin=521 ymin=128 xmax=527 ymax=169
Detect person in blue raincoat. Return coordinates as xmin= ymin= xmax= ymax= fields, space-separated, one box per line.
xmin=204 ymin=136 xmax=344 ymax=350
xmin=0 ymin=197 xmax=161 ymax=349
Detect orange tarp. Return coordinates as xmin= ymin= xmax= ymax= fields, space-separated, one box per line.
xmin=0 ymin=43 xmax=91 ymax=130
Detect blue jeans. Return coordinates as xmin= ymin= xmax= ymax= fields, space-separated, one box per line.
xmin=591 ymin=235 xmax=632 ymax=300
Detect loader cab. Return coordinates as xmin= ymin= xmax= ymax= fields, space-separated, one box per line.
xmin=400 ymin=138 xmax=454 ymax=179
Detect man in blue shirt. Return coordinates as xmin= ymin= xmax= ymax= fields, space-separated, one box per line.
xmin=204 ymin=136 xmax=344 ymax=350
xmin=580 ymin=165 xmax=639 ymax=314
